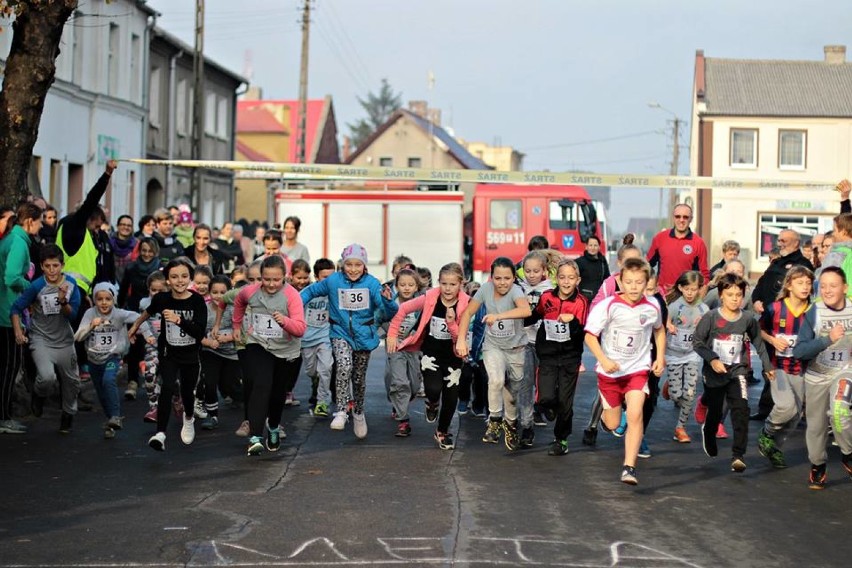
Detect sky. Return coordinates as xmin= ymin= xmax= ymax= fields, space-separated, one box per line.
xmin=148 ymin=0 xmax=852 ymax=232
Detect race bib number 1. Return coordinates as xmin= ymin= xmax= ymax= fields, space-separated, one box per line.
xmin=338 ymin=288 xmax=369 ymax=311
xmin=543 ymin=320 xmax=570 ymax=342
xmin=252 ymin=313 xmax=284 ymax=339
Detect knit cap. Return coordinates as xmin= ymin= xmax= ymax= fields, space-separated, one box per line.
xmin=341 ymin=243 xmax=368 ymax=265
xmin=92 ymin=282 xmax=118 ymax=298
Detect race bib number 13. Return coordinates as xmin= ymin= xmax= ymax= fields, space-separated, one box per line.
xmin=338 ymin=288 xmax=369 ymax=311
xmin=543 ymin=319 xmax=570 ymax=342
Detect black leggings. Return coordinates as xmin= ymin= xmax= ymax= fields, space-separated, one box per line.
xmin=537 ymin=359 xmax=580 ymax=440
xmin=156 ymin=356 xmax=200 ymax=433
xmin=703 ymin=377 xmax=749 ymax=458
xmin=245 ymin=344 xmax=301 ymax=437
xmin=422 ymin=354 xmax=462 ymax=433
xmin=0 ymin=327 xmax=23 ymax=421
xmin=200 ymin=351 xmax=241 ymax=416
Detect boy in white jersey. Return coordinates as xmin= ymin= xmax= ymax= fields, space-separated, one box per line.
xmin=791 ymin=266 xmax=852 ymax=489
xmin=585 ymin=257 xmax=665 ymax=485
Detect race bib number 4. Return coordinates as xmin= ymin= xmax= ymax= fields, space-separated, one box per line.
xmin=166 ymin=321 xmax=195 ymax=346
xmin=486 ymin=319 xmax=515 ymax=339
xmin=40 ymin=292 xmax=61 ymax=315
xmin=429 ymin=317 xmax=451 ymax=340
xmin=306 ymin=307 xmax=328 ymax=328
xmin=713 ymin=338 xmax=742 ymax=366
xmin=543 ymin=320 xmax=570 ymax=342
xmin=338 ymin=288 xmax=370 ymax=311
xmin=252 ymin=313 xmax=284 ymax=339
xmin=90 ymin=330 xmax=118 ymax=353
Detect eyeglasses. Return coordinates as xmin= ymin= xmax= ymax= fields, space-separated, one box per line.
xmin=117 ymin=223 xmax=133 ymax=228
xmin=674 ymin=215 xmax=691 ymax=220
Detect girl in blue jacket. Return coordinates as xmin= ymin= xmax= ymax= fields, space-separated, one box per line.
xmin=300 ymin=244 xmax=397 ymax=438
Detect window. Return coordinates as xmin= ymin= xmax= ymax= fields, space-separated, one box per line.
xmin=107 ymin=23 xmax=119 ymax=96
xmin=149 ymin=67 xmax=161 ymax=127
xmin=730 ymin=128 xmax=757 ymax=168
xmin=176 ymin=80 xmax=187 ymax=136
xmin=758 ymin=213 xmax=831 ymax=258
xmin=549 ymin=200 xmax=577 ymax=230
xmin=130 ymin=34 xmax=140 ymax=103
xmin=407 ymin=157 xmax=422 ymax=168
xmin=490 ymin=199 xmax=522 ymax=230
xmin=204 ymin=92 xmax=216 ymax=135
xmin=379 ymin=157 xmax=393 ymax=167
xmin=216 ymin=96 xmax=228 ymax=139
xmin=779 ymin=130 xmax=806 ymax=169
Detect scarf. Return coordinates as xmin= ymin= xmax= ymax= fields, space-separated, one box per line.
xmin=111 ymin=234 xmax=137 ymax=259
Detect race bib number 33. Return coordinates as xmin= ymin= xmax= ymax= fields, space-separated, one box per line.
xmin=338 ymin=288 xmax=369 ymax=311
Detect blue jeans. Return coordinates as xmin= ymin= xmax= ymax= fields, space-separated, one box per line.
xmin=90 ymin=357 xmax=121 ymax=419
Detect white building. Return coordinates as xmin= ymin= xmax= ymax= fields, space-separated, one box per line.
xmin=0 ymin=0 xmax=155 ymax=223
xmin=688 ymin=46 xmax=852 ymax=276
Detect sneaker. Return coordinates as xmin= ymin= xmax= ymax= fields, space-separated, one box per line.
xmin=107 ymin=416 xmax=123 ymax=430
xmin=661 ymin=381 xmax=670 ymax=400
xmin=201 ymin=416 xmax=219 ymax=430
xmin=548 ymin=439 xmax=569 ymax=456
xmin=265 ymin=423 xmax=281 ymax=452
xmin=716 ymin=424 xmax=729 ymax=439
xmin=193 ymin=399 xmax=207 ymax=419
xmin=353 ymin=412 xmax=368 ymax=439
xmin=416 ymin=386 xmax=427 ymax=398
xmin=757 ymin=429 xmax=787 ymax=469
xmin=59 ymin=412 xmax=73 ymax=434
xmin=520 ymin=426 xmax=535 ymax=448
xmin=284 ymin=392 xmax=300 ymax=406
xmin=144 ymin=406 xmax=158 ymax=423
xmin=621 ymin=465 xmax=638 ymax=485
xmin=613 ymin=413 xmax=628 ymax=438
xmin=457 ymin=401 xmax=469 ymax=415
xmin=235 ymin=419 xmax=250 ymax=437
xmin=124 ymin=380 xmax=138 ymax=401
xmin=247 ymin=435 xmax=264 ymax=456
xmin=148 ymin=432 xmax=166 ymax=451
xmin=532 ymin=411 xmax=547 ymax=427
xmin=471 ymin=407 xmax=487 ymax=418
xmin=330 ymin=411 xmax=348 ymax=431
xmin=673 ymin=426 xmax=691 ymax=443
xmin=313 ymin=402 xmax=329 ymax=418
xmin=104 ymin=426 xmax=116 ymax=439
xmin=638 ymin=438 xmax=652 ymax=458
xmin=841 ymin=453 xmax=852 ymax=478
xmin=0 ymin=419 xmax=27 ymax=434
xmin=278 ymin=424 xmax=288 ymax=439
xmin=482 ymin=418 xmax=501 ymax=443
xmin=395 ymin=420 xmax=412 ymax=437
xmin=31 ymin=394 xmax=45 ymax=418
xmin=701 ymin=424 xmax=718 ymax=457
xmin=181 ymin=415 xmax=196 ymax=445
xmin=582 ymin=427 xmax=598 ymax=447
xmin=731 ymin=456 xmax=747 ymax=473
xmin=503 ymin=419 xmax=520 ymax=451
xmin=425 ymin=403 xmax=439 ymax=424
xmin=434 ymin=430 xmax=455 ymax=450
xmin=694 ymin=398 xmax=708 ymax=424
xmin=809 ymin=463 xmax=827 ymax=489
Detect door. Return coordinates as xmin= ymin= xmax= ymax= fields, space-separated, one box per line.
xmin=484 ymin=197 xmax=526 ymax=269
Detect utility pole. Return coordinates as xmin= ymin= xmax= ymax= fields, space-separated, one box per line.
xmin=296 ymin=0 xmax=313 ymax=164
xmin=670 ymin=117 xmax=680 ymax=211
xmin=190 ymin=0 xmax=205 ymax=211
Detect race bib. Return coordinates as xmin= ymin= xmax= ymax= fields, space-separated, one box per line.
xmin=40 ymin=292 xmax=61 ymax=315
xmin=544 ymin=319 xmax=570 ymax=342
xmin=822 ymin=348 xmax=849 ymax=369
xmin=338 ymin=288 xmax=369 ymax=311
xmin=90 ymin=330 xmax=118 ymax=353
xmin=669 ymin=329 xmax=695 ymax=352
xmin=612 ymin=329 xmax=640 ymax=355
xmin=713 ymin=338 xmax=742 ymax=365
xmin=252 ymin=313 xmax=284 ymax=339
xmin=429 ymin=317 xmax=451 ymax=340
xmin=306 ymin=307 xmax=329 ymax=328
xmin=486 ymin=319 xmax=515 ymax=339
xmin=399 ymin=314 xmax=418 ymax=338
xmin=166 ymin=321 xmax=195 ymax=346
xmin=775 ymin=333 xmax=797 ymax=358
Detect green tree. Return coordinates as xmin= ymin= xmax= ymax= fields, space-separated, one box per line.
xmin=0 ymin=0 xmax=77 ymax=204
xmin=347 ymin=78 xmax=402 ymax=150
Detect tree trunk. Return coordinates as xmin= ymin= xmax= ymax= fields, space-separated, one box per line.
xmin=0 ymin=1 xmax=77 ymax=204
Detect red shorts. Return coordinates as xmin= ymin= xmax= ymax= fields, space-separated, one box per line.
xmin=597 ymin=371 xmax=649 ymax=409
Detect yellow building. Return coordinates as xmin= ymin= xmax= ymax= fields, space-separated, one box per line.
xmin=462 ymin=141 xmax=525 ymax=171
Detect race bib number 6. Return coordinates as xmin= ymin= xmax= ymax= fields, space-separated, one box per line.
xmin=338 ymin=288 xmax=369 ymax=311
xmin=487 ymin=319 xmax=515 ymax=338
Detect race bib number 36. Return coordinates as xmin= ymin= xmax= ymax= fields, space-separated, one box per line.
xmin=166 ymin=321 xmax=195 ymax=346
xmin=338 ymin=288 xmax=369 ymax=311
xmin=543 ymin=320 xmax=570 ymax=342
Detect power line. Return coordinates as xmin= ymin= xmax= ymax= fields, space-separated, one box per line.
xmin=523 ymin=130 xmax=662 ymax=151
xmin=314 ymin=19 xmax=370 ymax=92
xmin=322 ymin=1 xmax=372 ymax=86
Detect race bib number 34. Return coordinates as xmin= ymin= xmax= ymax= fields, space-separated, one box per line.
xmin=338 ymin=288 xmax=369 ymax=311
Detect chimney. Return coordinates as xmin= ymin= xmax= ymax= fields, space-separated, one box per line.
xmin=427 ymin=108 xmax=441 ymax=127
xmin=408 ymin=100 xmax=428 ymax=118
xmin=342 ymin=136 xmax=351 ymax=162
xmin=824 ymin=45 xmax=846 ymax=64
xmin=242 ymin=85 xmax=263 ymax=100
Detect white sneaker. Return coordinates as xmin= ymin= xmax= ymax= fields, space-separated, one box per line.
xmin=330 ymin=411 xmax=348 ymax=431
xmin=193 ymin=399 xmax=208 ymax=419
xmin=148 ymin=432 xmax=166 ymax=451
xmin=181 ymin=415 xmax=196 ymax=445
xmin=353 ymin=413 xmax=368 ymax=439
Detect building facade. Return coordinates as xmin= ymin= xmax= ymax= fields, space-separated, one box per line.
xmin=689 ymin=46 xmax=852 ymax=275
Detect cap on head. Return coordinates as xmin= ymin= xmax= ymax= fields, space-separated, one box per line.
xmin=179 ymin=211 xmax=193 ymax=224
xmin=341 ymin=243 xmax=368 ymax=265
xmin=93 ymin=282 xmax=118 ymax=298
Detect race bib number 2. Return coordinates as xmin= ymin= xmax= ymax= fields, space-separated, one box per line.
xmin=338 ymin=288 xmax=369 ymax=311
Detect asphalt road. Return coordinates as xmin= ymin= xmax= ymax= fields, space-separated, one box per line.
xmin=0 ymin=350 xmax=848 ymax=568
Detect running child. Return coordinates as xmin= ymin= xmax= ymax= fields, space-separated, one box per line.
xmin=458 ymin=281 xmax=488 ymax=417
xmin=128 ymin=258 xmax=208 ymax=451
xmin=300 ymin=244 xmax=397 ymax=438
xmin=75 ymin=282 xmax=153 ymax=439
xmin=198 ymin=275 xmax=241 ymax=430
xmin=584 ymin=257 xmax=665 ymax=485
xmin=382 ymin=268 xmax=422 ymax=437
xmin=530 ymin=259 xmax=588 ymax=456
xmin=296 ymin=258 xmax=335 ymax=417
xmin=388 ymin=263 xmax=469 ymax=449
xmin=191 ymin=265 xmax=215 ymax=421
xmin=755 ymin=265 xmax=813 ymax=469
xmin=692 ymin=273 xmax=774 ymax=473
xmin=664 ymin=270 xmax=708 ymax=444
xmin=456 ymin=257 xmax=532 ymax=451
xmin=139 ymin=271 xmax=166 ymax=424
xmin=790 ymin=267 xmax=852 ymax=489
xmin=10 ymin=245 xmax=82 ymax=433
xmin=284 ymin=259 xmax=314 ymax=407
xmin=232 ymin=255 xmax=306 ymax=456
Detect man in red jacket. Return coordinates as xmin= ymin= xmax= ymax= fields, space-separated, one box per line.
xmin=647 ymin=204 xmax=710 ymax=294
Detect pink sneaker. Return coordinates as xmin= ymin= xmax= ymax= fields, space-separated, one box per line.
xmin=716 ymin=423 xmax=729 ymax=439
xmin=235 ymin=420 xmax=250 ymax=437
xmin=694 ymin=398 xmax=708 ymax=424
xmin=144 ymin=406 xmax=158 ymax=423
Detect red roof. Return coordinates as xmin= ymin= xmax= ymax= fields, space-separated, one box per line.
xmin=235 ymin=139 xmax=273 ymax=162
xmin=237 ymin=99 xmax=326 ymax=163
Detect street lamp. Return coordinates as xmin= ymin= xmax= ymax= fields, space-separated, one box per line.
xmin=647 ymin=101 xmax=682 ymax=221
